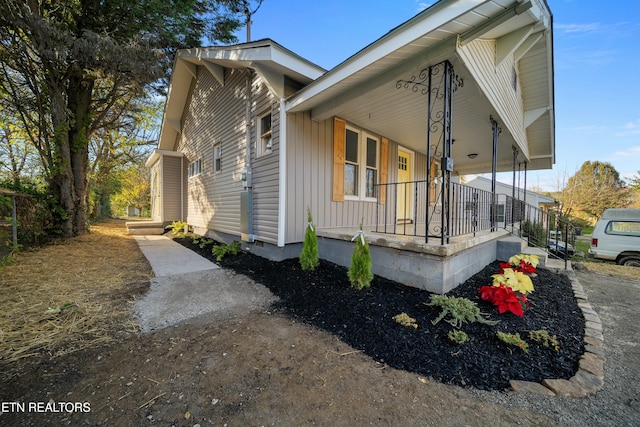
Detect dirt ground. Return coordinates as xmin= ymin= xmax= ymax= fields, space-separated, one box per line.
xmin=0 ymin=220 xmax=637 ymax=426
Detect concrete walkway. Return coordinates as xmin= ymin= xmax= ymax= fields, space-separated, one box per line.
xmin=132 ymin=235 xmax=277 ymax=332
xmin=133 ymin=235 xmax=219 ymax=276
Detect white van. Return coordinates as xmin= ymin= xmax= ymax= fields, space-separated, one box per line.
xmin=589 ymin=208 xmax=640 ymax=267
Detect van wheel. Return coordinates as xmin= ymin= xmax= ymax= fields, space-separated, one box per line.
xmin=619 ymin=256 xmax=640 ymax=267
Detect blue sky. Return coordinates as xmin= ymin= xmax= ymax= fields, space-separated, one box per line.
xmin=232 ymin=0 xmax=640 ymax=191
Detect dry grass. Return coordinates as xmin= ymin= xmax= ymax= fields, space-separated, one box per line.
xmin=0 ymin=219 xmax=152 ymax=372
xmin=577 ymin=261 xmax=640 ymax=281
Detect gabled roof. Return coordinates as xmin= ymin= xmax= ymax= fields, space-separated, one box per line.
xmin=157 ymin=39 xmax=326 ymax=151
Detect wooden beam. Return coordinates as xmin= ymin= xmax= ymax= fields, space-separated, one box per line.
xmin=203 ymin=61 xmax=225 ymax=86
xmin=514 ymin=31 xmax=544 ymax=61
xmin=496 ymin=24 xmax=534 ymax=67
xmin=167 ymin=118 xmax=181 ymax=133
xmin=459 ymin=1 xmax=532 ymax=46
xmin=251 ymin=62 xmax=284 ymax=99
xmin=524 ymin=107 xmax=548 ymax=128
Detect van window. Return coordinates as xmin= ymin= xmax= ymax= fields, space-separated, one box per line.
xmin=605 ymin=221 xmax=640 ymax=237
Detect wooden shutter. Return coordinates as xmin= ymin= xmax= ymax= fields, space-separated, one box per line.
xmin=379 ymin=137 xmax=388 ymax=205
xmin=333 ymin=118 xmax=345 ymax=201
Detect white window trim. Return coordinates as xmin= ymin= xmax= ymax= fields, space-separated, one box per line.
xmin=213 ymin=142 xmax=222 ymax=174
xmin=344 ymin=125 xmax=379 ymax=202
xmin=188 ymin=158 xmax=202 ymax=178
xmin=257 ymin=110 xmax=273 ymax=157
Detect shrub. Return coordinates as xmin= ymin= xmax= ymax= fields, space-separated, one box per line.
xmin=392 ymin=312 xmax=418 ymax=329
xmin=521 ymin=219 xmax=545 ymax=247
xmin=348 ymin=224 xmax=373 ymax=290
xmin=497 ymin=331 xmax=529 ymax=353
xmin=166 ymin=220 xmax=188 ymax=237
xmin=529 ymin=329 xmax=559 ymax=351
xmin=299 ymin=208 xmax=319 ymax=271
xmin=448 ymin=330 xmax=469 ymax=344
xmin=427 ymin=295 xmax=498 ymax=328
xmin=212 ymin=241 xmax=241 ymax=261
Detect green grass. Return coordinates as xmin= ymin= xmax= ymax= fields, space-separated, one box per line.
xmin=575 ymin=239 xmax=590 ymax=255
xmin=579 ymin=226 xmax=593 ymax=236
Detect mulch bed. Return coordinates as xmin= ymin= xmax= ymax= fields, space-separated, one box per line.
xmin=176 ymin=237 xmax=585 ymax=391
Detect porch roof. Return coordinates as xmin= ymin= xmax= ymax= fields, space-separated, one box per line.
xmin=285 ymin=0 xmax=555 ymax=175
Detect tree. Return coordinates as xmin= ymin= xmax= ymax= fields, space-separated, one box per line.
xmin=88 ymin=94 xmax=161 ymax=219
xmin=560 ymin=161 xmax=633 ymax=220
xmin=0 ymin=0 xmax=246 ymax=237
xmin=109 ymin=164 xmax=151 ymax=217
xmin=299 ymin=208 xmax=319 ymax=271
xmin=348 ymin=224 xmax=373 ymax=290
xmin=629 ymin=171 xmax=640 ymax=193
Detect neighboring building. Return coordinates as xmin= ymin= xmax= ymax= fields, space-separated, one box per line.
xmin=133 ymin=0 xmax=555 ymax=293
xmin=464 ymin=175 xmax=557 ymax=224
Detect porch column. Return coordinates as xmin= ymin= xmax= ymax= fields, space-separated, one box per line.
xmin=511 ymin=146 xmax=518 ymax=230
xmin=523 ymin=161 xmax=528 ymax=205
xmin=396 ymin=59 xmax=462 ymax=244
xmin=490 ymin=117 xmax=500 ymax=231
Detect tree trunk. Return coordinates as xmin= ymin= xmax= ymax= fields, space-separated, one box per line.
xmin=48 ymin=77 xmax=76 ymax=237
xmin=67 ymin=68 xmax=94 ymax=236
xmin=46 ymin=68 xmax=94 ymax=237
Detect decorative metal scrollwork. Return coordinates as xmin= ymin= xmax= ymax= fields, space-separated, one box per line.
xmin=396 ymin=61 xmax=463 ymax=96
xmin=396 ymin=60 xmax=459 ymax=244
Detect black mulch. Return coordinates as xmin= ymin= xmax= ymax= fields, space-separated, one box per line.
xmin=175 ymin=237 xmax=585 ymax=391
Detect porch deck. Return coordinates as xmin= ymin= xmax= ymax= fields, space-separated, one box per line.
xmin=315 ymin=226 xmax=513 ymax=294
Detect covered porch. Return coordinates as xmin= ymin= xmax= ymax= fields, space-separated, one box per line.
xmin=282 ymin=0 xmax=555 ymax=292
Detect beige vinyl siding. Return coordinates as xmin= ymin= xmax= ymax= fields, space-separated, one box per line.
xmin=162 ymin=156 xmax=184 ymax=222
xmin=251 ymin=75 xmax=280 ymax=244
xmin=177 ymin=67 xmax=248 ymax=235
xmin=457 ymin=39 xmax=527 ymax=156
xmin=285 ymin=113 xmax=401 ymax=243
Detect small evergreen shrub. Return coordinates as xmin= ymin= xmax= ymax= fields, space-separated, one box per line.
xmin=497 ymin=331 xmax=529 ymax=353
xmin=299 ymin=208 xmax=319 ymax=271
xmin=348 ymin=223 xmax=373 ymax=290
xmin=427 ymin=295 xmax=498 ymax=328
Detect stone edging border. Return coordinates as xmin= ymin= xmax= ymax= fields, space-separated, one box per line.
xmin=508 ymin=266 xmax=606 ymax=397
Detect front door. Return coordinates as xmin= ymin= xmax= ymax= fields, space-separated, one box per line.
xmin=396 ymin=148 xmax=413 ymax=223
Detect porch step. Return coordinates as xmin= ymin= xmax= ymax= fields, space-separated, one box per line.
xmin=126 ymin=221 xmax=166 ymax=235
xmin=497 ymin=237 xmax=548 ymax=267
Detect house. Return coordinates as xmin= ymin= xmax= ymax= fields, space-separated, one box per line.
xmin=131 ymin=0 xmax=555 ymax=293
xmin=464 ymin=175 xmax=557 ymax=224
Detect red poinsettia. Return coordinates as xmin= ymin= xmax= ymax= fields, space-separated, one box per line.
xmin=479 ymin=284 xmax=528 ymax=317
xmin=499 ymin=260 xmax=536 ymax=275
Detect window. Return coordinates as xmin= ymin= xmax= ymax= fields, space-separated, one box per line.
xmin=606 ymin=221 xmax=640 ymax=237
xmin=494 ymin=204 xmax=505 ymax=223
xmin=333 ymin=118 xmax=387 ymax=203
xmin=344 ymin=125 xmax=378 ymax=200
xmin=213 ymin=143 xmax=221 ymax=174
xmin=258 ymin=111 xmax=272 ymax=156
xmin=188 ymin=158 xmax=201 ymax=178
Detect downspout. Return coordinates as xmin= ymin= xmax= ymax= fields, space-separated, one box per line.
xmin=277 ymin=98 xmax=286 ymax=247
xmin=245 ymin=70 xmax=253 ymax=182
xmin=241 ymin=69 xmax=255 ymax=242
xmin=180 ymin=156 xmax=184 ymax=221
